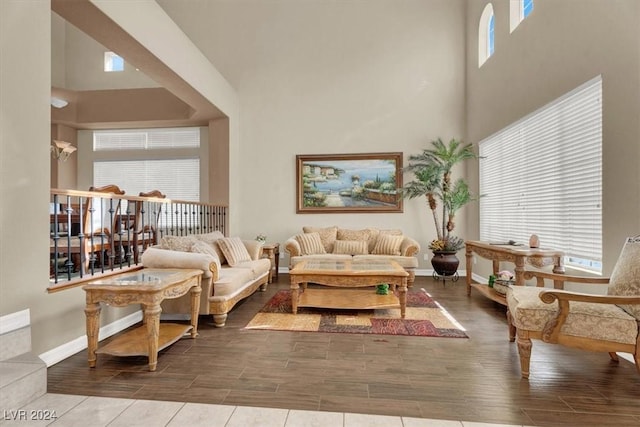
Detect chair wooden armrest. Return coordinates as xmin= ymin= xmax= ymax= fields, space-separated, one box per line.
xmin=538 ymin=290 xmax=640 ymax=343
xmin=524 ymin=270 xmax=610 ymax=289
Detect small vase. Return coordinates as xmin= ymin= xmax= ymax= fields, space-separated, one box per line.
xmin=431 ymin=251 xmax=460 ymax=276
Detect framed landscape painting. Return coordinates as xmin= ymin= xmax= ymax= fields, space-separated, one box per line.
xmin=296 ymin=152 xmax=403 ymax=213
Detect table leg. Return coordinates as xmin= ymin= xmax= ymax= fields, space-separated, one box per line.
xmin=291 ymin=281 xmax=299 ymax=314
xmin=85 ymin=301 xmax=101 ymax=368
xmin=398 ymin=279 xmax=408 ymax=318
xmin=190 ymin=283 xmax=201 ymax=338
xmin=514 ymin=256 xmax=525 ymax=286
xmin=274 ymin=247 xmax=280 ymax=280
xmin=465 ymin=246 xmax=473 ymax=296
xmin=144 ymin=304 xmax=161 ymax=371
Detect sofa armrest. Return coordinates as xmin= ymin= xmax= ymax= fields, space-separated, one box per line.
xmin=400 ymin=236 xmax=420 ymax=257
xmin=284 ymin=237 xmax=301 ymax=257
xmin=141 ymin=247 xmax=220 ymax=282
xmin=243 ymin=240 xmax=263 ymax=260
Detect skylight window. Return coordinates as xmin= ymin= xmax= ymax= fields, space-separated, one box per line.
xmin=104 ymin=51 xmax=124 ymax=72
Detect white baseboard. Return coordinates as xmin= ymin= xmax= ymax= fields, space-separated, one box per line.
xmin=38 ymin=310 xmax=143 ymax=367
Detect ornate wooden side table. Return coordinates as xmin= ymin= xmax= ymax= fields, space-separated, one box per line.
xmin=83 ymin=268 xmax=202 ymax=371
xmin=261 ymin=242 xmax=280 ymax=283
xmin=465 ymin=240 xmax=565 ymax=305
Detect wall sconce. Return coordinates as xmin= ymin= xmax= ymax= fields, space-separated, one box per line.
xmin=51 ymin=140 xmax=77 ymax=162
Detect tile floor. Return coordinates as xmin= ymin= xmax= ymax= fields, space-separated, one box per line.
xmin=1 ymin=393 xmax=534 ymax=427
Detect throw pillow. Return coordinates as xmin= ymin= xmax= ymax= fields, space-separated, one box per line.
xmin=295 ymin=232 xmax=327 ymax=255
xmin=216 ymin=237 xmax=252 ymax=266
xmin=189 ymin=240 xmax=221 ymax=262
xmin=194 ymin=231 xmax=227 ymax=264
xmin=333 ymin=240 xmax=368 ymax=255
xmin=337 ymin=228 xmax=371 ymax=242
xmin=303 ymin=226 xmax=337 ymax=253
xmin=607 ymin=236 xmax=640 ymax=319
xmin=372 ymin=233 xmax=404 ymax=256
xmin=160 ymin=235 xmax=198 ymax=252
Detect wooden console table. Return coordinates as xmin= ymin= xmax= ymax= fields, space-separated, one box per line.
xmin=465 ymin=241 xmax=565 ymax=305
xmin=83 ymin=268 xmax=202 ymax=371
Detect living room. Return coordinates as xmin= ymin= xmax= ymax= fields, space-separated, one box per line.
xmin=1 ymin=1 xmax=639 ymax=426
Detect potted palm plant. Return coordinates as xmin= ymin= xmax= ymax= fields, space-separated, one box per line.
xmin=402 ymin=138 xmax=480 ymax=276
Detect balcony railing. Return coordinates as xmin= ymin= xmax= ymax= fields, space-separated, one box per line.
xmin=49 ymin=188 xmax=227 ymax=290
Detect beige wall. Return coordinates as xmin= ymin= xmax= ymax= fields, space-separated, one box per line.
xmin=465 ymin=0 xmax=640 ymax=277
xmin=159 ymin=0 xmax=468 ymax=264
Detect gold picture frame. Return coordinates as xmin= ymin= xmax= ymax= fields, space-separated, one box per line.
xmin=296 ymin=152 xmax=403 ymax=214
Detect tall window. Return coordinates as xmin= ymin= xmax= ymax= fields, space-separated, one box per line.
xmin=510 ymin=0 xmax=534 ymax=32
xmin=478 ymin=4 xmax=495 ymax=67
xmin=93 ymin=127 xmax=201 ymax=202
xmin=479 ymin=76 xmax=602 ymax=272
xmin=104 ymin=52 xmax=124 ymax=72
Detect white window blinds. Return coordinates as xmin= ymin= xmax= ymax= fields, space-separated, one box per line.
xmin=93 ymin=159 xmax=200 ymax=201
xmin=479 ymin=76 xmax=602 ymax=272
xmin=94 ymin=127 xmax=200 ymax=151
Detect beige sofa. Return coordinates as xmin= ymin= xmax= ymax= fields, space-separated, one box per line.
xmin=284 ymin=226 xmax=420 ymax=286
xmin=141 ymin=231 xmax=270 ymax=327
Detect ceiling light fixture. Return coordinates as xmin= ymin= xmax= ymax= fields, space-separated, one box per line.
xmin=50 ymin=96 xmax=69 ymax=109
xmin=51 ymin=140 xmax=77 ymax=162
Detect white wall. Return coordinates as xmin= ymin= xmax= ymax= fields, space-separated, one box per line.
xmin=159 ymin=0 xmax=468 ymax=267
xmin=465 ymin=0 xmax=640 ymax=277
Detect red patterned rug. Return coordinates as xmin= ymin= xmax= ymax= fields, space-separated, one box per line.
xmin=245 ymin=288 xmax=468 ymax=338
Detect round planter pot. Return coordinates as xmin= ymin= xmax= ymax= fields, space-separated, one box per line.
xmin=431 ymin=251 xmax=460 ymax=276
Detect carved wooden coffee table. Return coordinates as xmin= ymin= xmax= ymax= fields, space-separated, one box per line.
xmin=289 ymin=260 xmax=409 ymax=318
xmin=83 ymin=268 xmax=202 ymax=371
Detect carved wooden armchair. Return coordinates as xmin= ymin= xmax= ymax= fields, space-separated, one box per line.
xmin=506 ymin=236 xmax=640 ymax=378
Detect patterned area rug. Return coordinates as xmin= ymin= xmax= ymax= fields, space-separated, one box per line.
xmin=245 ymin=288 xmax=468 ymax=338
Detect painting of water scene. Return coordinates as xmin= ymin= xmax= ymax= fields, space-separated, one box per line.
xmin=296 ymin=152 xmax=403 ymax=213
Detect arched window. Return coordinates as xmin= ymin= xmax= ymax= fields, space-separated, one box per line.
xmin=478 ymin=3 xmax=495 ymax=67
xmin=510 ymin=0 xmax=534 ymax=32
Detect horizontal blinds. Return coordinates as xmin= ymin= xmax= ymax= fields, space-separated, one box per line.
xmin=93 ymin=159 xmax=200 ymax=202
xmin=479 ymin=76 xmax=602 ymax=271
xmin=93 ymin=127 xmax=200 ymax=150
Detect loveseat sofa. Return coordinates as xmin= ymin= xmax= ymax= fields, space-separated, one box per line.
xmin=284 ymin=226 xmax=420 ymax=286
xmin=141 ymin=231 xmax=270 ymax=327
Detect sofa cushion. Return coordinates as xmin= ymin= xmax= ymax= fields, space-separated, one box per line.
xmin=607 ymin=237 xmax=640 ymax=320
xmin=160 ymin=235 xmax=198 ymax=252
xmin=507 ymin=286 xmax=638 ymax=345
xmin=337 ymin=228 xmax=371 ymax=243
xmin=302 ymin=226 xmax=337 ymax=253
xmin=233 ymin=258 xmax=271 ymax=279
xmin=190 ymin=240 xmax=221 ymax=262
xmin=211 ymin=267 xmax=256 ymax=299
xmin=296 ymin=232 xmax=327 ymax=255
xmin=333 ymin=240 xmax=368 ymax=255
xmin=217 ymin=237 xmax=252 ymax=266
xmin=372 ymin=233 xmax=404 ymax=255
xmin=194 ymin=231 xmax=227 ymax=264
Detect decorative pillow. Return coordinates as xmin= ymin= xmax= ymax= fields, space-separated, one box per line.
xmin=607 ymin=236 xmax=640 ymax=319
xmin=368 ymin=229 xmax=403 ymax=253
xmin=372 ymin=233 xmax=404 ymax=256
xmin=216 ymin=237 xmax=252 ymax=266
xmin=333 ymin=240 xmax=368 ymax=255
xmin=337 ymin=228 xmax=371 ymax=243
xmin=160 ymin=235 xmax=198 ymax=252
xmin=295 ymin=232 xmax=327 ymax=255
xmin=303 ymin=226 xmax=337 ymax=253
xmin=194 ymin=231 xmax=226 ymax=263
xmin=189 ymin=240 xmax=221 ymax=262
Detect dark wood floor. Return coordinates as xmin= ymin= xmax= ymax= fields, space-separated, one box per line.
xmin=47 ymin=274 xmax=640 ymax=426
